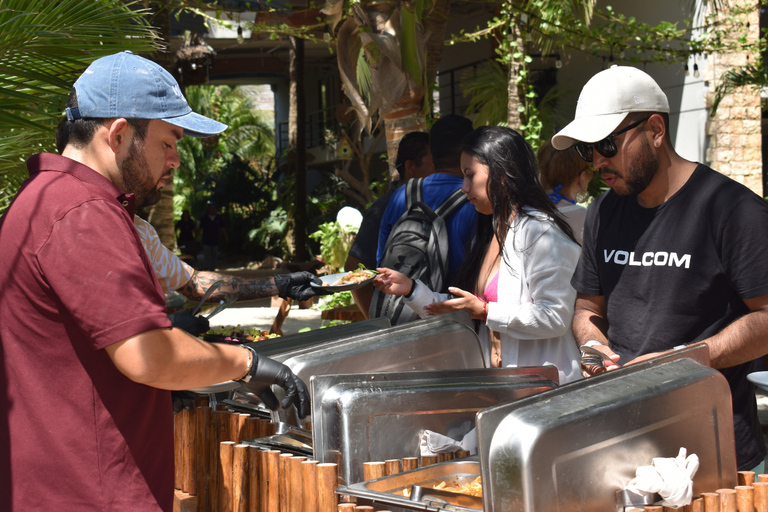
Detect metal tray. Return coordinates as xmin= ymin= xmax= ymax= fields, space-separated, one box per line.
xmin=244 ymin=316 xmax=391 ymax=357
xmin=339 ymin=457 xmax=482 ymax=511
xmin=242 ymin=426 xmax=313 ymax=457
xmin=312 ymin=367 xmax=557 ymax=485
xmin=476 ymin=357 xmax=736 ymax=511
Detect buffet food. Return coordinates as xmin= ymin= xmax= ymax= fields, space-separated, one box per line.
xmin=325 ymin=268 xmax=375 ymax=287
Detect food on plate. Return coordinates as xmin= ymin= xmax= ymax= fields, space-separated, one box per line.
xmin=401 ymin=476 xmax=482 ymax=498
xmin=325 ymin=268 xmax=376 ymax=287
xmin=205 ymin=325 xmax=280 ymax=342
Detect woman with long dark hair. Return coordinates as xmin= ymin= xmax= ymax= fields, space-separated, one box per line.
xmin=373 ymin=126 xmax=582 ymax=383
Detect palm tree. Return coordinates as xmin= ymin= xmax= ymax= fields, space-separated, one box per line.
xmin=0 ymin=0 xmax=160 ymax=211
xmin=324 ymin=0 xmax=435 ymax=180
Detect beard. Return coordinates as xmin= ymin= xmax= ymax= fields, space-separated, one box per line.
xmin=121 ymin=136 xmax=163 ymax=209
xmin=605 ymin=136 xmax=659 ymax=197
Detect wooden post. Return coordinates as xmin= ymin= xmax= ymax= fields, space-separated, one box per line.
xmin=210 ymin=411 xmax=228 ymax=512
xmin=261 ymin=450 xmax=281 ymax=512
xmin=317 ymin=463 xmax=339 ymax=512
xmin=701 ymin=492 xmax=720 ymax=512
xmin=279 ymin=453 xmax=293 ymax=512
xmin=220 ymin=441 xmax=236 ymax=512
xmin=363 ymin=462 xmax=385 ymax=481
xmin=718 ymin=488 xmax=738 ymax=512
xmin=384 ymin=460 xmax=401 ymax=476
xmin=420 ymin=455 xmax=438 ymax=467
xmin=739 ymin=471 xmax=757 ymax=486
xmin=185 ymin=406 xmax=198 ymax=494
xmin=175 ymin=410 xmax=183 ymax=489
xmin=289 ymin=456 xmax=307 ymax=512
xmin=248 ymin=447 xmax=261 ymax=512
xmin=233 ymin=444 xmax=249 ymax=512
xmin=691 ymin=497 xmax=703 ymax=512
xmin=736 ymin=485 xmax=755 ymax=512
xmin=402 ymin=457 xmax=418 ymax=472
xmin=755 ymin=481 xmax=768 ymax=512
xmin=196 ymin=406 xmax=211 ymax=511
xmin=302 ymin=460 xmax=319 ymax=512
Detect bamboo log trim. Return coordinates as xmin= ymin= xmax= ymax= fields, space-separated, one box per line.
xmin=701 ymin=492 xmax=720 ymax=512
xmin=384 ymin=459 xmax=401 ymax=476
xmin=317 ymin=463 xmax=339 ymax=512
xmin=354 ymin=506 xmax=373 ymax=511
xmin=736 ymin=485 xmax=755 ymax=512
xmin=643 ymin=506 xmax=662 ymax=511
xmin=739 ymin=471 xmax=757 ymax=486
xmin=220 ymin=441 xmax=236 ymax=512
xmin=289 ymin=456 xmax=307 ymax=512
xmin=262 ymin=450 xmax=281 ymax=512
xmin=302 ymin=460 xmax=319 ymax=512
xmin=337 ymin=504 xmax=356 ymax=511
xmin=420 ymin=455 xmax=438 ymax=467
xmin=363 ymin=461 xmax=385 ymax=481
xmin=691 ymin=497 xmax=703 ymax=512
xmin=233 ymin=444 xmax=249 ymax=512
xmin=279 ymin=453 xmax=293 ymax=512
xmin=402 ymin=457 xmax=418 ymax=472
xmin=717 ymin=488 xmax=738 ymax=512
xmin=248 ymin=447 xmax=260 ymax=512
xmin=185 ymin=407 xmax=198 ymax=495
xmin=174 ymin=410 xmax=183 ymax=489
xmin=243 ymin=417 xmax=260 ymax=441
xmin=195 ymin=407 xmax=211 ymax=511
xmin=760 ymin=474 xmax=768 ymax=483
xmin=210 ymin=411 xmax=228 ymax=512
xmin=755 ymin=482 xmax=768 ymax=512
xmin=455 ymin=450 xmax=471 ymax=459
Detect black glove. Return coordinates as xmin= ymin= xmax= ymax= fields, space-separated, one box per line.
xmin=274 ymin=271 xmax=322 ymax=301
xmin=237 ymin=346 xmax=310 ymax=418
xmin=172 ymin=391 xmax=197 ymax=415
xmin=168 ymin=308 xmax=210 ymax=337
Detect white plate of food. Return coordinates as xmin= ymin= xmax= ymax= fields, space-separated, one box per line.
xmin=188 ymin=380 xmax=241 ymax=394
xmin=311 ymin=268 xmax=376 ymax=292
xmin=748 ymin=371 xmax=768 ymax=393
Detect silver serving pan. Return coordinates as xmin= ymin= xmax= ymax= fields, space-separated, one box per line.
xmin=242 ymin=426 xmax=313 ymax=457
xmin=244 ymin=316 xmax=391 ymax=357
xmin=312 ymin=367 xmax=558 ymax=485
xmin=476 ymin=357 xmax=736 ymax=511
xmin=339 ymin=457 xmax=482 ymax=511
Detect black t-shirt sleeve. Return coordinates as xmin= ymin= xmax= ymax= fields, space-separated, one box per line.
xmin=720 ymin=193 xmax=768 ymax=300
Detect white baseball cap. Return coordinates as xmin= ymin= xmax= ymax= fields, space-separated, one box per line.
xmin=551 ymin=65 xmax=669 ymax=150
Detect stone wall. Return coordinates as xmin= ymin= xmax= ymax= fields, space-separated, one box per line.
xmin=704 ymin=0 xmax=763 ymax=195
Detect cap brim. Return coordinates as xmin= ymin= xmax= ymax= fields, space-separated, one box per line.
xmin=551 ymin=112 xmax=628 ymax=150
xmin=164 ymin=111 xmax=228 ymax=138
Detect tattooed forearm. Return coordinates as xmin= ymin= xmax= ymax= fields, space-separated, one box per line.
xmin=177 ymin=270 xmax=279 ymax=302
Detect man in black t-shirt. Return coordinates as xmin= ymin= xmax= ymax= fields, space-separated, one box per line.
xmin=552 ymin=65 xmax=768 ymax=471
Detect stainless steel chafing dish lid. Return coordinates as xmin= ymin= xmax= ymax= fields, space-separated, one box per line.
xmin=338 ymin=457 xmax=482 ymax=511
xmin=270 ymin=312 xmax=484 ymax=383
xmin=244 ymin=316 xmax=390 ymax=357
xmin=476 ymin=357 xmax=736 ymax=512
xmin=312 ymin=367 xmax=558 ymax=485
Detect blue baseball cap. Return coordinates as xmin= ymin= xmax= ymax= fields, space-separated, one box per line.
xmin=65 ymin=51 xmax=227 ymax=138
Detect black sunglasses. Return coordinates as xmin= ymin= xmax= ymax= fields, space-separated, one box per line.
xmin=573 ymin=116 xmax=651 ymax=163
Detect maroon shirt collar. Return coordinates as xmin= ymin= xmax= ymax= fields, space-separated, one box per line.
xmin=26 ymin=153 xmax=136 ymax=217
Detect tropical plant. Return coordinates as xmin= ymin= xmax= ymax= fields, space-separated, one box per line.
xmin=323 ymin=0 xmax=445 ymax=179
xmin=172 ymin=84 xmax=280 ymax=257
xmin=0 ymin=0 xmax=160 ymax=212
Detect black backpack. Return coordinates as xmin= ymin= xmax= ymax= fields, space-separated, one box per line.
xmin=369 ymin=178 xmax=468 ymax=324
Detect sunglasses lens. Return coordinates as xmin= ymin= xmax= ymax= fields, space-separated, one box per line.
xmin=594 ymin=138 xmax=618 ymax=159
xmin=574 ymin=143 xmax=592 ymax=163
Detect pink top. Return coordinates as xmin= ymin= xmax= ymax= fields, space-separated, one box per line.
xmin=481 ymin=270 xmax=500 ymax=302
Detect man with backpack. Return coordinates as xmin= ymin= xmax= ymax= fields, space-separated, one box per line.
xmin=372 ymin=114 xmax=477 ymax=324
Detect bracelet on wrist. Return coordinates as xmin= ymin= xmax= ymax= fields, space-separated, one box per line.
xmin=405 ymin=279 xmax=417 ymax=299
xmin=581 ymin=340 xmax=603 ymax=348
xmin=482 ymin=301 xmax=488 ymax=322
xmin=237 ymin=345 xmax=256 ymax=382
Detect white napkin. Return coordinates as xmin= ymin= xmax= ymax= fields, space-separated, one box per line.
xmin=419 ymin=428 xmax=477 ymax=456
xmin=624 ymin=447 xmax=700 ymax=508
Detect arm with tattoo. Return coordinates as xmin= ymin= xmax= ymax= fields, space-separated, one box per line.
xmin=177 ymin=271 xmax=278 ymax=302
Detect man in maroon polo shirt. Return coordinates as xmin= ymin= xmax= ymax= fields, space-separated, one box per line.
xmin=0 ymin=51 xmax=310 ymax=512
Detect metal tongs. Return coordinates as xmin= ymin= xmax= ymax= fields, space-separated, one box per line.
xmin=205 ymin=294 xmax=238 ymax=320
xmin=190 ymin=279 xmax=224 ymax=316
xmin=409 ymin=485 xmax=483 ymax=508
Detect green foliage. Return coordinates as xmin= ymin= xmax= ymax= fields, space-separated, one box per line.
xmin=314 ymin=291 xmax=353 ymax=310
xmin=309 ymin=221 xmax=358 ymax=272
xmin=0 ymin=0 xmax=159 ymax=211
